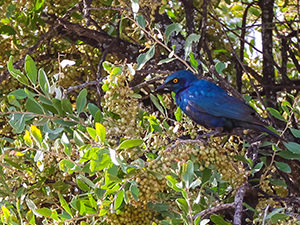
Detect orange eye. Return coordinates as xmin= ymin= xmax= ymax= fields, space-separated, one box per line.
xmin=173 ymin=78 xmax=179 ymax=84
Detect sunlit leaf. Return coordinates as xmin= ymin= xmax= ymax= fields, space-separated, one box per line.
xmin=95 ymin=122 xmax=106 ymax=142
xmin=7 ymin=56 xmax=29 ymax=85
xmin=114 ymin=190 xmax=124 ymax=210
xmin=118 ymin=139 xmax=144 ymax=150
xmin=30 ymin=125 xmax=43 ymax=145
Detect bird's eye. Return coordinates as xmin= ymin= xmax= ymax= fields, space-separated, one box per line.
xmin=173 ymin=78 xmax=179 ymax=84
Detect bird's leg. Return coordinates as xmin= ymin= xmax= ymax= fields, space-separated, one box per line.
xmin=196 ymin=127 xmax=224 ymax=139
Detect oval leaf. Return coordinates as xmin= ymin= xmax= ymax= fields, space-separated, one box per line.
xmin=25 ymin=55 xmax=38 ymax=86
xmin=38 ymin=69 xmax=50 ymax=96
xmin=114 ymin=190 xmax=124 ymax=210
xmin=95 ymin=122 xmax=106 ymax=142
xmin=118 ymin=139 xmax=144 ymax=150
xmin=7 ymin=56 xmax=29 ymax=85
xmin=283 ymin=142 xmax=300 ymax=154
xmin=275 ymin=161 xmax=291 ymax=173
xmin=137 ymin=45 xmax=155 ymax=70
xmin=76 ymin=89 xmax=87 ymax=114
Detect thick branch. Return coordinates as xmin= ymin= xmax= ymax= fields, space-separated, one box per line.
xmin=56 ymin=19 xmax=140 ymax=62
xmin=259 ymin=0 xmax=276 ymax=108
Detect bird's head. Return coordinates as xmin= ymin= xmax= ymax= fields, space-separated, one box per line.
xmin=156 ymin=70 xmax=198 ymax=94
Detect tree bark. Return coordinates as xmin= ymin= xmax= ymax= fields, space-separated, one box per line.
xmin=259 ymin=0 xmax=276 ymax=108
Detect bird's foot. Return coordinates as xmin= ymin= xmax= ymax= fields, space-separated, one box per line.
xmin=196 ymin=128 xmax=223 ymax=139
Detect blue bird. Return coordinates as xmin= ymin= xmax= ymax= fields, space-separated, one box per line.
xmin=156 ymin=70 xmax=280 ymax=138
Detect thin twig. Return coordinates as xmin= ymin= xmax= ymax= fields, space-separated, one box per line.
xmin=125 ymin=15 xmax=196 ymax=73
xmin=262 ymin=204 xmax=270 ymax=225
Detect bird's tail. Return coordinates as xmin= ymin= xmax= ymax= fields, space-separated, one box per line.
xmin=235 ymin=121 xmax=282 ymax=139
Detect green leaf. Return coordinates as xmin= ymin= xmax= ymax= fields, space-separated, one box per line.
xmin=215 ymin=62 xmax=226 ymax=75
xmin=102 ymin=61 xmax=114 ymax=73
xmin=34 ymin=0 xmax=45 ymax=11
xmin=252 ymin=162 xmax=263 ymax=174
xmin=73 ymin=130 xmax=84 ymax=146
xmin=8 ymin=89 xmax=27 ymax=99
xmin=265 ymin=208 xmax=283 ymax=220
xmin=267 ymin=107 xmax=286 ymax=121
xmin=271 ymin=213 xmax=289 ymax=223
xmin=99 ymin=209 xmax=108 ymax=216
xmin=174 ymin=107 xmax=182 ymax=121
xmin=277 ymin=150 xmax=300 ymax=161
xmin=184 ymin=33 xmax=200 ymax=60
xmin=30 ymin=125 xmax=43 ymax=145
xmin=249 ymin=7 xmax=260 ymax=17
xmin=1 ymin=206 xmax=10 ymax=220
xmin=25 ymin=55 xmax=38 ymax=86
xmin=25 ymin=98 xmax=44 ymax=114
xmin=130 ymin=182 xmax=139 ymax=201
xmin=189 ymin=52 xmax=198 ymax=71
xmin=213 ymin=49 xmax=228 ymax=53
xmin=136 ymin=15 xmax=146 ymax=28
xmin=61 ymin=98 xmax=73 ymax=114
xmin=110 ymin=66 xmax=122 ymax=76
xmin=88 ymin=103 xmax=101 ymax=118
xmin=283 ymin=142 xmax=300 ymax=154
xmin=164 ymin=23 xmax=182 ymax=44
xmin=95 ymin=122 xmax=106 ymax=142
xmin=8 ymin=94 xmax=21 ymax=108
xmin=76 ymin=89 xmax=87 ymax=114
xmin=137 ymin=45 xmax=155 ymax=70
xmin=87 ymin=127 xmax=97 ymax=141
xmin=35 ymin=208 xmax=52 ymax=218
xmin=77 ymin=174 xmax=95 ymax=189
xmin=118 ymin=139 xmax=144 ymax=150
xmin=150 ymin=93 xmax=165 ymax=116
xmin=202 ymin=168 xmax=212 ymax=183
xmin=38 ymin=69 xmax=50 ymax=96
xmin=231 ymin=5 xmax=243 ymax=11
xmin=7 ymin=56 xmax=29 ymax=85
xmin=114 ymin=190 xmax=124 ymax=210
xmin=9 ymin=113 xmax=26 ymax=133
xmin=76 ymin=178 xmax=90 ymax=191
xmin=59 ymin=159 xmax=75 ymax=172
xmin=269 ymin=178 xmax=286 ymax=187
xmin=290 ymin=128 xmax=300 ymax=138
xmin=58 ymin=193 xmax=73 ymax=217
xmin=0 ymin=25 xmax=16 ymax=35
xmin=210 ymin=214 xmax=231 ymax=225
xmin=61 ymin=133 xmax=72 ymax=156
xmin=176 ymin=198 xmax=188 ymax=214
xmin=165 ymin=175 xmax=182 ymax=192
xmin=52 ymin=99 xmax=65 ymax=116
xmin=275 ymin=161 xmax=291 ymax=173
xmin=158 ymin=57 xmax=176 ymax=65
xmin=182 ymin=160 xmax=194 ymax=188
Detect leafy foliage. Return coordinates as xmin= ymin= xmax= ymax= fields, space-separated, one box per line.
xmin=1 ymin=0 xmax=300 ymax=224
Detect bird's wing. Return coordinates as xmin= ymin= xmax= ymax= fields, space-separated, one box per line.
xmin=185 ymin=81 xmax=259 ymax=124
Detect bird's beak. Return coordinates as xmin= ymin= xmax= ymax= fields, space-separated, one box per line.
xmin=155 ymin=83 xmax=171 ymax=93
